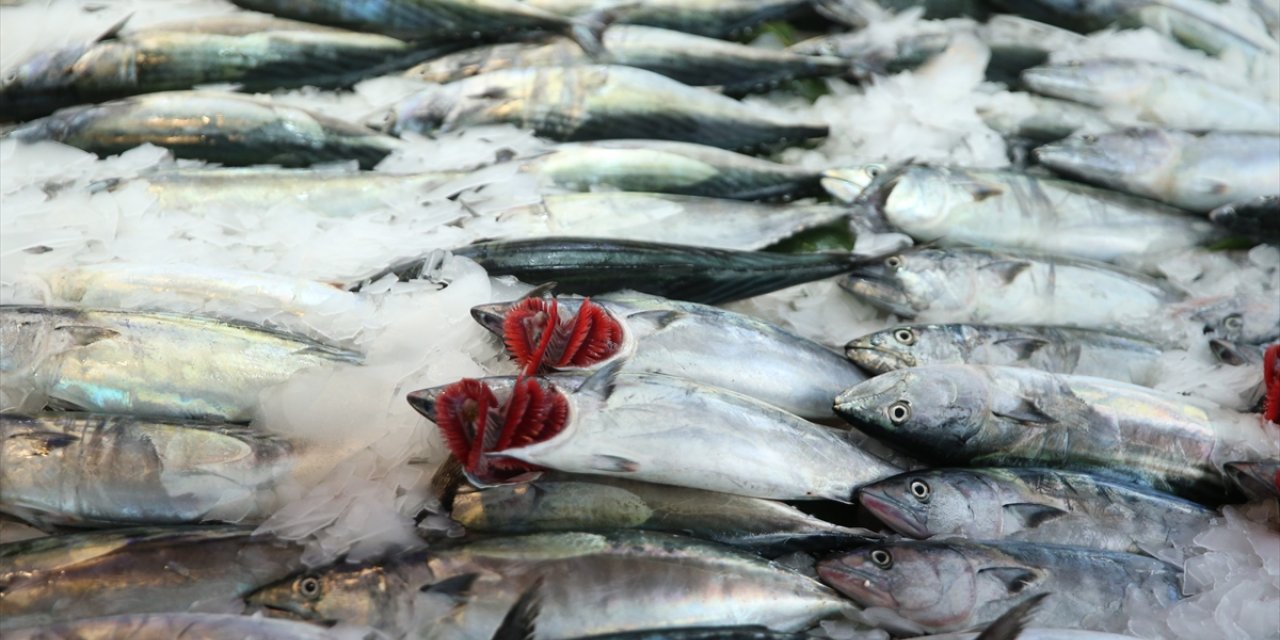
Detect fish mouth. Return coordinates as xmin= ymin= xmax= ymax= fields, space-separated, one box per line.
xmin=406 ymin=387 xmax=443 ymax=421
xmin=817 ymin=558 xmax=898 ymax=610
xmin=844 ymin=340 xmax=915 ymax=372
xmin=469 ymin=302 xmax=509 ymax=337
xmin=857 ymin=489 xmax=929 ymax=539
xmin=1020 ymin=66 xmax=1092 ymax=103
xmin=840 ymin=267 xmax=915 ymax=318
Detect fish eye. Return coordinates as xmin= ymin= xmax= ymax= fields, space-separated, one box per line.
xmin=870 ymin=549 xmax=894 ymax=569
xmin=893 ymin=328 xmax=915 ymax=345
xmin=885 ymin=256 xmax=903 ymax=269
xmin=910 ymin=479 xmax=930 ymax=501
xmin=866 ymin=165 xmax=882 ymax=178
xmin=887 ymin=400 xmax=912 ymax=424
xmin=1224 ymin=314 xmax=1243 ymax=331
xmin=298 ymin=576 xmax=322 ymax=600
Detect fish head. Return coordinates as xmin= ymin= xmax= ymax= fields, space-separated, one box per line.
xmin=834 ymin=366 xmax=989 ymax=460
xmin=858 ymin=469 xmax=1005 ymax=539
xmin=1 ymin=44 xmax=91 ymax=96
xmin=471 ymin=296 xmax=627 ymax=375
xmin=845 ymin=324 xmax=964 ymax=373
xmin=1034 ymin=128 xmax=1175 ymax=183
xmin=1021 ymin=62 xmax=1142 ymax=107
xmin=249 ymin=564 xmax=396 ymax=626
xmin=819 ymin=542 xmax=981 ymax=632
xmin=821 ymin=164 xmax=886 ymax=203
xmin=840 ymin=251 xmax=940 ymax=318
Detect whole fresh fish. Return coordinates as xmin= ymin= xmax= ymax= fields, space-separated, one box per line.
xmin=812 ymin=0 xmax=992 ymax=27
xmin=0 ymin=306 xmax=362 ymax=422
xmin=408 ymin=368 xmax=902 ymax=500
xmin=522 ymin=0 xmax=811 ymax=38
xmin=833 ymin=364 xmax=1280 ymax=501
xmin=522 ymin=140 xmax=825 ymax=201
xmin=845 ymin=323 xmax=1164 ymax=385
xmin=1224 ymin=460 xmax=1280 ymax=499
xmin=857 ymin=467 xmax=1212 ymax=553
xmin=0 ymin=15 xmax=433 ymax=121
xmin=818 ymin=540 xmax=1181 ymax=634
xmin=838 ymin=248 xmax=1188 ymax=340
xmin=977 ymin=94 xmax=1114 ymax=145
xmin=2 ymin=613 xmax=354 ymax=640
xmin=823 ymin=164 xmax=1219 ymax=262
xmin=249 ymin=531 xmax=856 ymax=639
xmin=1209 ymin=195 xmax=1280 ymax=242
xmin=383 ymin=65 xmax=828 ymax=151
xmin=0 ymin=412 xmax=293 ymax=528
xmin=449 ymin=237 xmax=863 ymax=305
xmin=469 ymin=291 xmax=866 ymax=419
xmin=405 ymin=25 xmax=850 ymax=95
xmin=1034 ymin=128 xmax=1280 ymax=212
xmin=450 ymin=472 xmax=876 ymax=552
xmin=1022 ymin=60 xmax=1278 ymax=132
xmin=0 ymin=525 xmax=305 ymax=630
xmin=8 ymin=91 xmax=402 ymax=168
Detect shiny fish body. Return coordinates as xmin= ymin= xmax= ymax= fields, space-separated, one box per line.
xmin=0 ymin=306 xmax=362 ymax=422
xmin=8 ymin=91 xmax=402 ymax=168
xmin=406 ymin=25 xmax=849 ymax=94
xmin=385 ymin=65 xmax=828 ymax=151
xmin=451 ymin=472 xmax=874 ymax=551
xmin=845 ymin=323 xmax=1164 ymax=385
xmin=523 ymin=140 xmax=824 ymax=201
xmin=1209 ymin=195 xmax=1280 ymax=242
xmin=977 ymin=94 xmax=1114 ymax=144
xmin=913 ymin=630 xmax=1141 ymax=640
xmin=0 ymin=15 xmax=424 ymax=121
xmin=0 ymin=412 xmax=293 ymax=528
xmin=833 ymin=364 xmax=1279 ymax=501
xmin=452 ymin=237 xmax=861 ymax=305
xmin=1035 ymin=128 xmax=1280 ymax=212
xmin=818 ymin=540 xmax=1181 ymax=635
xmin=838 ymin=248 xmax=1187 ymax=339
xmin=250 ymin=531 xmax=855 ymax=639
xmin=832 ymin=164 xmax=1218 ymax=262
xmin=472 ymin=292 xmax=866 ymax=419
xmin=228 ymin=0 xmax=585 ymax=41
xmin=1022 ymin=60 xmax=1279 ymax=132
xmin=414 ymin=372 xmax=901 ymax=501
xmin=0 ymin=526 xmax=305 ymax=630
xmin=2 ymin=612 xmax=348 ymax=640
xmin=857 ymin=467 xmax=1212 ymax=553
xmin=523 ymin=0 xmax=810 ymax=38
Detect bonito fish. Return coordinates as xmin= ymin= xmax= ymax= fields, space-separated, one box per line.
xmin=1 ymin=613 xmax=351 ymax=640
xmin=522 ymin=0 xmax=811 ymax=38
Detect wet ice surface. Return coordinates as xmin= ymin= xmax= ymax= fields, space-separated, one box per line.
xmin=1 ymin=1 xmax=1278 ymax=638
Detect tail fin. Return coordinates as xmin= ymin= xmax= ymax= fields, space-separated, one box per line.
xmin=564 ymin=7 xmax=629 ymax=57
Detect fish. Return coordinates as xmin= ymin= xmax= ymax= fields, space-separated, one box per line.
xmin=833 ymin=364 xmax=1280 ymax=502
xmin=1021 ymin=60 xmax=1278 ymax=133
xmin=469 ymin=291 xmax=866 ymax=419
xmin=824 ymin=164 xmax=1219 ymax=263
xmin=812 ymin=0 xmax=992 ymax=27
xmin=0 ymin=306 xmax=362 ymax=422
xmin=0 ymin=525 xmax=306 ymax=630
xmin=977 ymin=94 xmax=1115 ymax=145
xmin=405 ymin=25 xmax=851 ymax=95
xmin=407 ymin=367 xmax=902 ymax=500
xmin=1209 ymin=195 xmax=1280 ymax=243
xmin=857 ymin=467 xmax=1212 ymax=554
xmin=7 ymin=91 xmax=402 ymax=168
xmin=0 ymin=14 xmax=436 ymax=121
xmin=449 ymin=471 xmax=877 ymax=553
xmin=1223 ymin=461 xmax=1280 ymax=500
xmin=248 ymin=530 xmax=856 ymax=638
xmin=521 ymin=0 xmax=812 ymax=39
xmin=0 ymin=412 xmax=294 ymax=529
xmin=838 ymin=248 xmax=1188 ymax=341
xmin=1034 ymin=128 xmax=1280 ymax=213
xmin=382 ymin=65 xmax=828 ymax=151
xmin=818 ymin=540 xmax=1182 ymax=635
xmin=844 ymin=323 xmax=1165 ymax=385
xmin=444 ymin=237 xmax=863 ymax=305
xmin=0 ymin=613 xmax=352 ymax=640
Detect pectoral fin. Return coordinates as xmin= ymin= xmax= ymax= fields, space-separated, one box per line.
xmin=978 ymin=566 xmax=1044 ymax=595
xmin=994 ymin=337 xmax=1051 ymax=360
xmin=1003 ymin=502 xmax=1069 ymax=528
xmin=588 ymin=454 xmax=640 ymax=473
xmin=992 ymin=398 xmax=1057 ymax=425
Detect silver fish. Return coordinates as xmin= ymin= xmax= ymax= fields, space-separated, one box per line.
xmin=1035 ymin=128 xmax=1280 ymax=213
xmin=383 ymin=65 xmax=828 ymax=151
xmin=845 ymin=323 xmax=1164 ymax=385
xmin=857 ymin=467 xmax=1212 ymax=553
xmin=0 ymin=306 xmax=362 ymax=422
xmin=977 ymin=94 xmax=1114 ymax=145
xmin=522 ymin=0 xmax=810 ymax=38
xmin=1 ymin=612 xmax=355 ymax=640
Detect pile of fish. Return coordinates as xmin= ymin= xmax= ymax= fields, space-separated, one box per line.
xmin=1 ymin=0 xmax=1278 ymax=639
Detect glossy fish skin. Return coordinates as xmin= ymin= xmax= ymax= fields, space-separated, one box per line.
xmin=1224 ymin=461 xmax=1280 ymax=499
xmin=1022 ymin=60 xmax=1278 ymax=132
xmin=249 ymin=531 xmax=856 ymax=639
xmin=451 ymin=472 xmax=876 ymax=552
xmin=0 ymin=526 xmax=306 ymax=630
xmin=0 ymin=15 xmax=428 ymax=121
xmin=452 ymin=237 xmax=861 ymax=305
xmin=0 ymin=306 xmax=361 ymax=422
xmin=384 ymin=65 xmax=828 ymax=151
xmin=857 ymin=467 xmax=1212 ymax=554
xmin=410 ymin=371 xmax=902 ymax=501
xmin=977 ymin=94 xmax=1114 ymax=145
xmin=471 ymin=291 xmax=865 ymax=419
xmin=523 ymin=140 xmax=824 ymax=201
xmin=8 ymin=91 xmax=402 ymax=168
xmin=523 ymin=0 xmax=810 ymax=38
xmin=406 ymin=25 xmax=850 ymax=95
xmin=833 ymin=364 xmax=1279 ymax=502
xmin=818 ymin=540 xmax=1181 ymax=635
xmin=845 ymin=323 xmax=1164 ymax=385
xmin=1035 ymin=128 xmax=1280 ymax=213
xmin=0 ymin=412 xmax=293 ymax=529
xmin=1209 ymin=195 xmax=1280 ymax=242
xmin=1 ymin=613 xmax=347 ymax=640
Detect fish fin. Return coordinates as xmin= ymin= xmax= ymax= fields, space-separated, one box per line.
xmin=1002 ymin=502 xmax=1068 ymax=528
xmin=493 ymin=578 xmax=544 ymax=640
xmin=421 ymin=573 xmax=479 ymax=603
xmin=625 ymin=309 xmax=685 ymax=331
xmin=565 ymin=8 xmax=623 ymax=58
xmin=574 ymin=359 xmax=623 ymax=401
xmin=521 ymin=282 xmax=558 ymax=300
xmin=992 ymin=398 xmax=1056 ymax=425
xmin=93 ymin=13 xmax=132 ymax=43
xmin=963 ymin=179 xmax=1004 ymax=202
xmin=993 ymin=337 xmax=1051 ymax=360
xmin=588 ymin=454 xmax=640 ymax=473
xmin=981 ymin=260 xmax=1032 ymax=284
xmin=975 ymin=593 xmax=1049 ymax=640
xmin=55 ymin=325 xmax=120 ymax=346
xmin=978 ymin=567 xmax=1044 ymax=595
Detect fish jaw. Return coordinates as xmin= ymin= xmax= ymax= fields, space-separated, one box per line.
xmin=469 ymin=302 xmax=509 ymax=337
xmin=1021 ymin=64 xmax=1106 ymax=106
xmin=817 ymin=553 xmax=899 ymax=610
xmin=821 ymin=166 xmax=879 ymax=203
xmin=833 ymin=372 xmax=908 ymax=437
xmin=840 ymin=264 xmax=918 ymax=318
xmin=857 ymin=487 xmax=930 ymax=539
